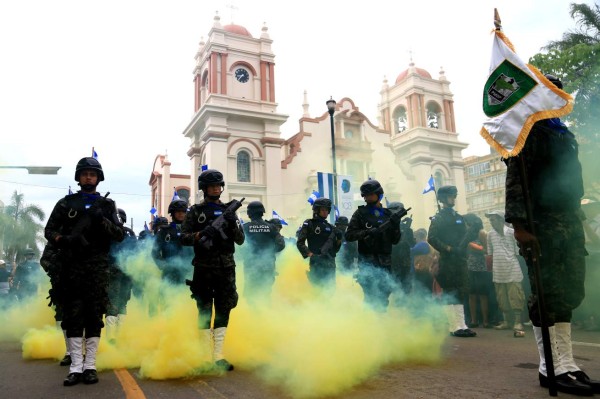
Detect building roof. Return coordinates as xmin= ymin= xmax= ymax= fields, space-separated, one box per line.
xmin=395 ymin=65 xmax=432 ymax=84
xmin=223 ymin=24 xmax=252 ymax=37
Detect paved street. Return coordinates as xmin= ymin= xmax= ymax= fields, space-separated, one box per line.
xmin=1 ymin=327 xmax=599 ymax=399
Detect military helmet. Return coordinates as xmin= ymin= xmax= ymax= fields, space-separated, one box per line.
xmin=312 ymin=197 xmax=332 ymax=212
xmin=387 ymin=201 xmax=404 ymax=211
xmin=437 ymin=185 xmax=458 ymax=202
xmin=247 ymin=201 xmax=266 ymax=217
xmin=544 ymin=73 xmax=563 ymax=90
xmin=117 ymin=208 xmax=127 ymax=224
xmin=268 ymin=218 xmax=282 ymax=227
xmin=360 ymin=179 xmax=384 ymax=197
xmin=152 ymin=216 xmax=169 ymax=232
xmin=168 ymin=199 xmax=188 ymax=215
xmin=198 ymin=169 xmax=225 ymax=190
xmin=335 ymin=216 xmax=349 ymax=226
xmin=75 ymin=157 xmax=104 ymax=182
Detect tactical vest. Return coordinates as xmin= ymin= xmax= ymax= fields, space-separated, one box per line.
xmin=354 ymin=206 xmax=395 ymax=255
xmin=189 ymin=201 xmax=236 ymax=254
xmin=243 ymin=219 xmax=279 ymax=256
xmin=302 ymin=218 xmax=336 ymax=255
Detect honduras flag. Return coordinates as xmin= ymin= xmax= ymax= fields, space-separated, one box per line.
xmin=172 ymin=188 xmax=181 ymax=201
xmin=201 ymin=164 xmax=208 ymax=171
xmin=422 ymin=175 xmax=435 ymax=194
xmin=333 ymin=205 xmax=340 ymax=220
xmin=68 ymin=186 xmax=73 ymax=195
xmin=307 ymin=190 xmax=320 ymax=205
xmin=92 ymin=148 xmax=98 ymax=159
xmin=272 ymin=210 xmax=289 ymax=225
xmin=150 ymin=207 xmax=157 ymax=216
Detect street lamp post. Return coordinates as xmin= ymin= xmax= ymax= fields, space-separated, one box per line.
xmin=0 ymin=166 xmax=61 ymax=175
xmin=326 ymin=97 xmax=338 ymax=219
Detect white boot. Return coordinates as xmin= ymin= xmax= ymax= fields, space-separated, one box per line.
xmin=82 ymin=337 xmax=100 ymax=384
xmin=454 ymin=304 xmax=469 ymax=331
xmin=83 ymin=337 xmax=100 ymax=371
xmin=443 ymin=305 xmax=457 ymax=333
xmin=67 ymin=337 xmax=84 ymax=374
xmin=213 ymin=327 xmax=233 ymax=371
xmin=555 ymin=323 xmax=578 ymax=372
xmin=200 ymin=329 xmax=213 ymax=361
xmin=105 ymin=315 xmax=118 ymax=342
xmin=532 ymin=325 xmax=568 ymax=376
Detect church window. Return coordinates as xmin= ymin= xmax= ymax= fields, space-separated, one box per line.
xmin=393 ymin=106 xmax=408 ymax=134
xmin=434 ymin=170 xmax=445 ymax=189
xmin=237 ymin=151 xmax=251 ymax=182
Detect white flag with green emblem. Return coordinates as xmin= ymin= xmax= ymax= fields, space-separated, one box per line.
xmin=480 ymin=29 xmax=573 ymax=158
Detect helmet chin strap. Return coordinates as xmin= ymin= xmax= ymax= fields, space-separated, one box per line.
xmin=78 ymin=182 xmax=98 ymax=192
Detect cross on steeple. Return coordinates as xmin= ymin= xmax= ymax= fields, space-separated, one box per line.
xmin=225 ymin=1 xmax=239 ymax=23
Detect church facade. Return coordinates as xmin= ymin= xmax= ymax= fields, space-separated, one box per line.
xmin=152 ymin=15 xmax=469 ymax=232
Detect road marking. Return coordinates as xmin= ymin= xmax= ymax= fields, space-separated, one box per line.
xmin=114 ymin=369 xmax=146 ymax=399
xmin=573 ymin=341 xmax=600 ymax=348
xmin=189 ymin=380 xmax=230 ymax=399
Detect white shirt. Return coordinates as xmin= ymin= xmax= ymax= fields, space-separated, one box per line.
xmin=487 ymin=226 xmax=523 ymax=283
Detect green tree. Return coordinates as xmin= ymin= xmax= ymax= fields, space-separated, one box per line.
xmin=0 ymin=190 xmax=45 ymax=264
xmin=529 ymin=2 xmax=600 ymax=195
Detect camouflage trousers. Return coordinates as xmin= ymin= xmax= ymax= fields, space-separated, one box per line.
xmin=189 ymin=266 xmax=238 ymax=329
xmin=61 ymin=257 xmax=109 ymax=338
xmin=107 ymin=265 xmax=132 ymax=316
xmin=527 ymin=213 xmax=586 ymax=326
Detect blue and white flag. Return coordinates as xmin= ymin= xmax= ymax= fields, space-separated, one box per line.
xmin=68 ymin=186 xmax=73 ymax=195
xmin=144 ymin=221 xmax=150 ymax=232
xmin=201 ymin=164 xmax=208 ymax=171
xmin=272 ymin=210 xmax=289 ymax=226
xmin=307 ymin=190 xmax=320 ymax=205
xmin=333 ymin=205 xmax=340 ymax=220
xmin=172 ymin=188 xmax=181 ymax=201
xmin=422 ymin=175 xmax=435 ymax=194
xmin=317 ymin=172 xmax=335 ymax=203
xmin=92 ymin=148 xmax=98 ymax=159
xmin=150 ymin=207 xmax=157 ymax=216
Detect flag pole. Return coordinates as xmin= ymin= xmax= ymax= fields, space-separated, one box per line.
xmin=494 ymin=8 xmax=556 ymax=396
xmin=431 ymin=175 xmax=441 ymax=213
xmin=518 ymin=155 xmax=557 ymax=397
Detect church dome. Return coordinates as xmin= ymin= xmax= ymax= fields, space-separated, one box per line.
xmin=395 ymin=65 xmax=432 ymax=84
xmin=223 ymin=24 xmax=253 ymax=37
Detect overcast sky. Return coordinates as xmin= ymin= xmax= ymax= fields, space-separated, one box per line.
xmin=0 ymin=0 xmax=585 ymax=233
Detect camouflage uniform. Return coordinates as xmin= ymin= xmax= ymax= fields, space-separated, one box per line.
xmin=242 ymin=218 xmax=285 ymax=303
xmin=346 ymin=205 xmax=401 ymax=310
xmin=505 ymin=119 xmax=586 ymax=325
xmin=44 ymin=192 xmax=124 ymax=338
xmin=180 ymin=199 xmax=244 ymax=329
xmin=107 ymin=226 xmax=136 ymax=317
xmin=296 ymin=217 xmax=342 ymax=288
xmin=427 ymin=208 xmax=468 ymax=303
xmin=152 ymin=222 xmax=194 ymax=285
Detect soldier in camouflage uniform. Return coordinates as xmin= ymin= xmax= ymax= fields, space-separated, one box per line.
xmin=105 ymin=208 xmax=137 ymax=342
xmin=181 ymin=169 xmax=244 ymax=371
xmin=296 ymin=197 xmax=342 ymax=289
xmin=152 ymin=199 xmax=193 ymax=285
xmin=12 ymin=247 xmax=42 ymax=301
xmin=346 ymin=180 xmax=403 ymax=311
xmin=504 ymin=74 xmax=599 ymax=396
xmin=241 ymin=201 xmax=285 ymax=305
xmin=40 ymin=242 xmax=71 ymax=366
xmin=388 ymin=202 xmax=414 ymax=294
xmin=45 ymin=157 xmax=124 ymax=386
xmin=334 ymin=216 xmax=358 ymax=274
xmin=428 ymin=185 xmax=478 ymax=337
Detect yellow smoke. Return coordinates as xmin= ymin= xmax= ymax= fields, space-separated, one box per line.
xmin=17 ymin=244 xmax=446 ymax=398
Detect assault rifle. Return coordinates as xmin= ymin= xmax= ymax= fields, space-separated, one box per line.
xmin=366 ymin=206 xmax=412 ymax=238
xmin=198 ymin=197 xmax=245 ymax=250
xmin=69 ymin=192 xmax=113 ymax=248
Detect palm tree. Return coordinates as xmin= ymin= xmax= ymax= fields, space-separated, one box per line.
xmin=529 ymin=1 xmax=600 ymax=196
xmin=0 ymin=190 xmax=45 ymax=264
